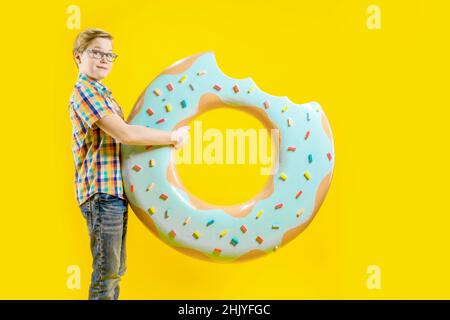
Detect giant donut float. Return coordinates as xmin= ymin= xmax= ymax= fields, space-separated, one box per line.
xmin=121 ymin=52 xmax=335 ymax=263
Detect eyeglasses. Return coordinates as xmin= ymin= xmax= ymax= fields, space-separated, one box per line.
xmin=85 ymin=49 xmax=118 ymax=62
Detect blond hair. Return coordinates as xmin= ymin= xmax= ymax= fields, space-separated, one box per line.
xmin=73 ymin=28 xmax=113 ymax=66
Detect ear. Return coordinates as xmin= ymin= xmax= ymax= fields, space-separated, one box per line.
xmin=74 ymin=52 xmax=82 ymax=65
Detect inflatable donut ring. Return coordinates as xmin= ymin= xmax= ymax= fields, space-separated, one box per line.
xmin=121 ymin=52 xmax=335 ymax=263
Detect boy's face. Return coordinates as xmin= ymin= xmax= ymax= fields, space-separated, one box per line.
xmin=75 ymin=37 xmax=114 ymax=81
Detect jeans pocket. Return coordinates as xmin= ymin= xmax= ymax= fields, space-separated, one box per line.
xmin=98 ymin=193 xmax=127 ymax=215
xmin=98 ymin=193 xmax=118 ymax=201
xmin=80 ymin=201 xmax=93 ymax=232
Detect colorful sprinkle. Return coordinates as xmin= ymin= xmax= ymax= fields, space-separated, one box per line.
xmin=156 ymin=118 xmax=165 ymax=124
xmin=164 ymin=210 xmax=169 ymax=219
xmin=307 ymin=113 xmax=310 ymax=121
xmin=256 ymin=210 xmax=263 ymax=219
xmin=192 ymin=231 xmax=200 ymax=239
xmin=213 ymin=248 xmax=222 ymax=255
xmin=130 ymin=184 xmax=135 ymax=192
xmin=213 ymin=84 xmax=222 ymax=91
xmin=165 ymin=104 xmax=172 ymax=112
xmin=197 ymin=70 xmax=207 ymax=76
xmin=168 ymin=230 xmax=176 ymax=238
xmin=153 ymin=89 xmax=161 ymax=96
xmin=272 ymin=225 xmax=280 ymax=230
xmin=219 ymin=230 xmax=228 ymax=238
xmin=247 ymin=86 xmax=255 ymax=94
xmin=295 ymin=190 xmax=303 ymax=199
xmin=281 ymin=105 xmax=289 ymax=113
xmin=159 ymin=193 xmax=168 ymax=201
xmin=148 ymin=207 xmax=155 ymax=215
xmin=304 ymin=131 xmax=310 ymax=140
xmin=240 ymin=225 xmax=248 ymax=233
xmin=149 ymin=159 xmax=156 ymax=167
xmin=166 ymin=83 xmax=174 ymax=91
xmin=308 ymin=154 xmax=313 ymax=163
xmin=327 ymin=152 xmax=333 ymax=161
xmin=296 ymin=208 xmax=304 ymax=218
xmin=178 ymin=75 xmax=187 ymax=83
xmin=146 ymin=183 xmax=155 ymax=192
xmin=146 ymin=108 xmax=154 ymax=116
xmin=275 ymin=203 xmax=283 ymax=210
xmin=304 ymin=171 xmax=311 ymax=181
xmin=180 ymin=100 xmax=188 ymax=108
xmin=279 ymin=173 xmax=287 ymax=181
xmin=233 ymin=84 xmax=239 ymax=93
xmin=287 ymin=118 xmax=293 ymax=127
xmin=132 ymin=165 xmax=141 ymax=172
xmin=287 ymin=146 xmax=297 ymax=152
xmin=183 ymin=216 xmax=191 ymax=226
xmin=189 ymin=84 xmax=195 ymax=91
xmin=255 ymin=236 xmax=264 ymax=244
xmin=273 ymin=245 xmax=279 ymax=252
xmin=230 ymin=238 xmax=239 ymax=246
xmin=263 ymin=101 xmax=270 ymax=109
xmin=206 ymin=219 xmax=215 ymax=227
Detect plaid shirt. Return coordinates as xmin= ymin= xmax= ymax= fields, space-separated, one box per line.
xmin=69 ymin=72 xmax=126 ymax=206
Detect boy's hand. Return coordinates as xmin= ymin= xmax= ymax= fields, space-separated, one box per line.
xmin=170 ymin=126 xmax=191 ymax=150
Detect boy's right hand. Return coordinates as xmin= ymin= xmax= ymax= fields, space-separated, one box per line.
xmin=170 ymin=126 xmax=191 ymax=150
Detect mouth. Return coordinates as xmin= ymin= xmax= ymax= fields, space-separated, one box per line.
xmin=96 ymin=65 xmax=109 ymax=71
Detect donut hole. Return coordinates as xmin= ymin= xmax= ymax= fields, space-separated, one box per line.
xmin=168 ymin=93 xmax=279 ymax=215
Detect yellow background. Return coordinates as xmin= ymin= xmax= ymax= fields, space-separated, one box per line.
xmin=0 ymin=0 xmax=449 ymax=299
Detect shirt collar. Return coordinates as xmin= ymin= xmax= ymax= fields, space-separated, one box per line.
xmin=77 ymin=72 xmax=112 ymax=97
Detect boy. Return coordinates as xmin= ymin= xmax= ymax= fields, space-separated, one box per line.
xmin=69 ymin=28 xmax=189 ymax=300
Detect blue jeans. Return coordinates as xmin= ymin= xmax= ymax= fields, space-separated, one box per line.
xmin=79 ymin=193 xmax=128 ymax=300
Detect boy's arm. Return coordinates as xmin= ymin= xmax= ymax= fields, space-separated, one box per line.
xmin=96 ymin=113 xmax=187 ymax=147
